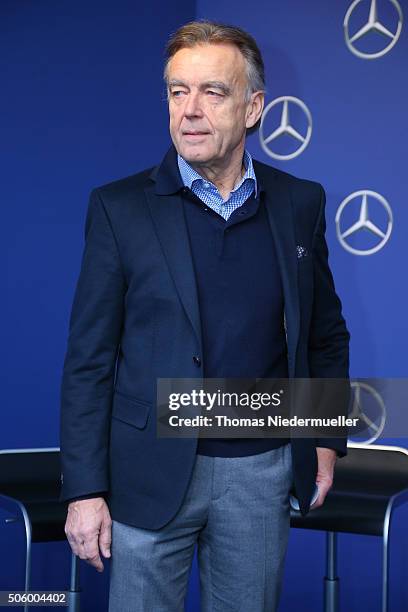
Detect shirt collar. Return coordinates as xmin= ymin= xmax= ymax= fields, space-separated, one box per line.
xmin=177 ymin=149 xmax=258 ymax=199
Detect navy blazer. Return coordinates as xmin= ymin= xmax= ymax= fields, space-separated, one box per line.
xmin=59 ymin=144 xmax=350 ymax=526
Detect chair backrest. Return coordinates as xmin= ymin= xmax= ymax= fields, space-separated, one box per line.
xmin=335 ymin=443 xmax=408 ymax=496
xmin=0 ymin=448 xmax=61 ymax=501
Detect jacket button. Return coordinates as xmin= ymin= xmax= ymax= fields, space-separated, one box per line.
xmin=193 ymin=355 xmax=201 ymax=367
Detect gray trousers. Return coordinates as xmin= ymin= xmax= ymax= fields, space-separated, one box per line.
xmin=108 ymin=443 xmax=293 ymax=612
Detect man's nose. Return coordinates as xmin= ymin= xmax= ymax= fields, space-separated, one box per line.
xmin=184 ymin=91 xmax=204 ymax=118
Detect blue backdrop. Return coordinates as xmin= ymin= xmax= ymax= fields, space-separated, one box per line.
xmin=2 ymin=1 xmax=407 ymax=610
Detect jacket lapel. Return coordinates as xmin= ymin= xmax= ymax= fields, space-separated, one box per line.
xmin=144 ymin=147 xmax=202 ymax=348
xmin=254 ymin=161 xmax=300 ymax=374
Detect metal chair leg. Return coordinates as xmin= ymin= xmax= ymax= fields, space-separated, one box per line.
xmin=324 ymin=531 xmax=339 ymax=612
xmin=382 ymin=508 xmax=392 ymax=612
xmin=68 ymin=553 xmax=81 ymax=612
xmin=18 ymin=505 xmax=32 ymax=612
xmin=382 ymin=535 xmax=390 ymax=612
xmin=2 ymin=497 xmax=33 ymax=612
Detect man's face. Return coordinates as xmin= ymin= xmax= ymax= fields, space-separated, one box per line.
xmin=167 ymin=43 xmax=258 ymax=166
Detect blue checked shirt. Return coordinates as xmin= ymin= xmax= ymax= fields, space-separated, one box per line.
xmin=177 ymin=150 xmax=258 ymax=221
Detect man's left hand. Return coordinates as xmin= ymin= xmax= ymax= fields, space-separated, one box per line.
xmin=310 ymin=447 xmax=337 ymax=509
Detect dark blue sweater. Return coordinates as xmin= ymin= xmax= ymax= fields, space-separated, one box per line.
xmin=182 ymin=188 xmax=290 ymax=457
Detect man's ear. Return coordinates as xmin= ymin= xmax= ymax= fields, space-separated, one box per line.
xmin=245 ymin=91 xmax=264 ymax=130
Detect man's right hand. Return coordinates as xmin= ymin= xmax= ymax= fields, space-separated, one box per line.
xmin=64 ymin=497 xmax=112 ymax=572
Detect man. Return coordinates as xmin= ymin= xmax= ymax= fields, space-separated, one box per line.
xmin=60 ymin=20 xmax=350 ymax=611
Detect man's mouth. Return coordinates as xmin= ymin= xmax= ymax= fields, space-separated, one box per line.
xmin=182 ymin=131 xmax=210 ymax=136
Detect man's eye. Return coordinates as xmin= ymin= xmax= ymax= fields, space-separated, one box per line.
xmin=208 ymin=90 xmax=222 ymax=97
xmin=171 ymin=90 xmax=185 ymax=97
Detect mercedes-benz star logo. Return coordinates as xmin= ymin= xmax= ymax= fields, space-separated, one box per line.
xmin=349 ymin=381 xmax=386 ymax=444
xmin=335 ymin=190 xmax=393 ymax=256
xmin=259 ymin=96 xmax=312 ymax=161
xmin=344 ymin=0 xmax=403 ymax=59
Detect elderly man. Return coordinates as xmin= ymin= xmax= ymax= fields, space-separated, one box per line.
xmin=60 ymin=19 xmax=350 ymax=612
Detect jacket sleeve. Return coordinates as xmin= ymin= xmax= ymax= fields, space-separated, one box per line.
xmin=309 ymin=184 xmax=351 ymax=458
xmin=59 ymin=188 xmax=126 ymax=501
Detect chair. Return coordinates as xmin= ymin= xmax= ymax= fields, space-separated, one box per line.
xmin=290 ymin=442 xmax=408 ymax=612
xmin=0 ymin=448 xmax=80 ymax=612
